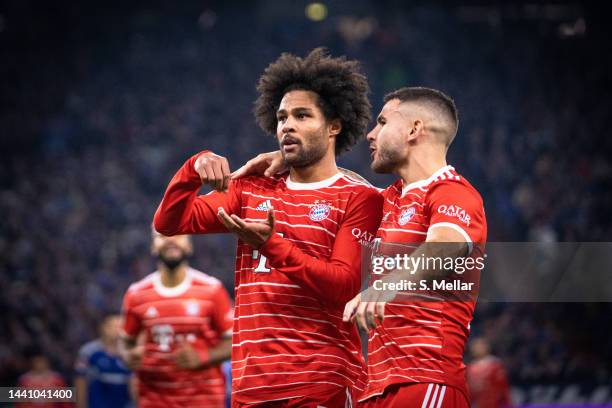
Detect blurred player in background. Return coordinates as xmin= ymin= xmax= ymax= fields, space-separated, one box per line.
xmin=154 ymin=48 xmax=382 ymax=407
xmin=120 ymin=231 xmax=233 ymax=408
xmin=74 ymin=314 xmax=132 ymax=408
xmin=17 ymin=352 xmax=68 ymax=408
xmin=237 ymin=86 xmax=487 ymax=406
xmin=467 ymin=337 xmax=512 ymax=408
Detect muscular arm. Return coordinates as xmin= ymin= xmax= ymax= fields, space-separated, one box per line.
xmin=153 ymin=151 xmax=241 ymax=236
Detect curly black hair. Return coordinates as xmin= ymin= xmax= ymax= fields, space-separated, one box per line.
xmin=254 ymin=47 xmax=371 ymax=155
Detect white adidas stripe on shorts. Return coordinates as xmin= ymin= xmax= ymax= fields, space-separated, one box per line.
xmin=421 ymin=384 xmax=447 ymax=408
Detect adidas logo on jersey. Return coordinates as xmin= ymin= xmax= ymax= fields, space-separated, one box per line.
xmin=145 ymin=306 xmax=159 ymax=318
xmin=255 ymin=200 xmax=272 ymax=212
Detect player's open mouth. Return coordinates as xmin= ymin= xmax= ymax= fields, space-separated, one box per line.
xmin=370 ymin=146 xmax=376 ymax=158
xmin=282 ymin=137 xmax=300 ymax=151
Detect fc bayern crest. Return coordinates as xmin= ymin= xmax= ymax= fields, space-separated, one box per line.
xmin=309 ymin=203 xmax=331 ymax=222
xmin=398 ymin=206 xmax=416 ymax=226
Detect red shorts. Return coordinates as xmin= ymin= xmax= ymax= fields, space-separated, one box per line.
xmin=359 ymin=383 xmax=469 ymax=408
xmin=232 ymin=387 xmax=356 ymax=408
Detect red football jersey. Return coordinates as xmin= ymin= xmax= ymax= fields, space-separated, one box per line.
xmin=361 ymin=165 xmax=487 ymax=403
xmin=467 ymin=356 xmax=512 ymax=408
xmin=17 ymin=371 xmax=68 ymax=408
xmin=122 ymin=267 xmax=233 ymax=408
xmin=154 ymin=152 xmax=383 ymax=405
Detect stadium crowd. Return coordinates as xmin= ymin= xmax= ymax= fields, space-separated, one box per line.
xmin=1 ymin=1 xmax=610 ymax=391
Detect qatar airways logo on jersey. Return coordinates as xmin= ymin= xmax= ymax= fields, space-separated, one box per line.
xmin=437 ymin=204 xmax=471 ymax=226
xmin=352 ymin=227 xmax=376 ymax=248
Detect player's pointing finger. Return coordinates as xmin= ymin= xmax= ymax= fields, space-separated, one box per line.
xmin=217 ymin=208 xmax=240 ymax=231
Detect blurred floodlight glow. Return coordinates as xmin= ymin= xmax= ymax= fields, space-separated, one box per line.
xmin=305 ymin=3 xmax=328 ymax=22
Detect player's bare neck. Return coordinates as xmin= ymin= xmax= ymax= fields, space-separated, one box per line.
xmin=398 ymin=153 xmax=447 ymax=186
xmin=289 ymin=156 xmax=338 ymax=183
xmin=159 ymin=264 xmax=188 ymax=287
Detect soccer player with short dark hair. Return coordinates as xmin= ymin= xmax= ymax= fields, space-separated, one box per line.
xmin=344 ymin=87 xmax=487 ymax=407
xmin=154 ymin=48 xmax=383 ymax=407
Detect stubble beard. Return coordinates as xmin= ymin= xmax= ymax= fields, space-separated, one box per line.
xmin=371 ymin=144 xmax=402 ymax=174
xmin=158 ymin=251 xmax=187 ymax=271
xmin=281 ymin=130 xmax=329 ymax=169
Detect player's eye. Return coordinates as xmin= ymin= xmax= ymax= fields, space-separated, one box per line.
xmin=277 ymin=115 xmax=287 ymax=122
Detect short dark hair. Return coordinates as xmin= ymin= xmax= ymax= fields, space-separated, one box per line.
xmin=254 ymin=48 xmax=371 ymax=154
xmin=384 ymin=87 xmax=459 ymax=145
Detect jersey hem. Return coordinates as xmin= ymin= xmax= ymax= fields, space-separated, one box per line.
xmin=359 ymin=379 xmax=468 ymax=403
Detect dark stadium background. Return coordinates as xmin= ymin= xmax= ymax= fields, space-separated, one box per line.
xmin=1 ymin=0 xmax=611 ymax=405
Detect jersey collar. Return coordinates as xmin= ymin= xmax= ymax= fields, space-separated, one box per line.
xmin=286 ymin=172 xmax=343 ymax=190
xmin=401 ymin=165 xmax=454 ymax=197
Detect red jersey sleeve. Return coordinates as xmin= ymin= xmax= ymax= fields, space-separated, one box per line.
xmin=153 ymin=151 xmax=242 ymax=236
xmin=121 ymin=288 xmax=140 ymax=339
xmin=259 ymin=188 xmax=383 ymax=305
xmin=211 ymin=284 xmax=233 ymax=337
xmin=426 ymin=180 xmax=486 ymax=250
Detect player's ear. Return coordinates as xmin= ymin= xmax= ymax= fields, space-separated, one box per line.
xmin=407 ymin=119 xmax=424 ymax=142
xmin=328 ymin=118 xmax=342 ymax=137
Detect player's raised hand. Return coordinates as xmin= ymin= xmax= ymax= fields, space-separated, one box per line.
xmin=231 ymin=151 xmax=287 ymax=179
xmin=217 ymin=207 xmax=275 ymax=248
xmin=174 ymin=340 xmax=203 ymax=370
xmin=194 ymin=151 xmax=231 ymax=191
